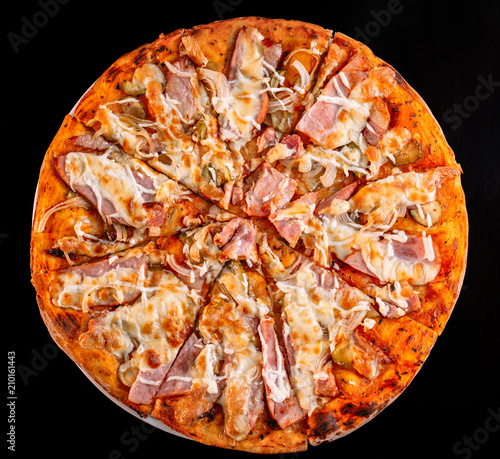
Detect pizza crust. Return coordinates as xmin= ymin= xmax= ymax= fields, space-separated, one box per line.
xmin=30 ymin=17 xmax=467 ymax=454
xmin=152 ymin=400 xmax=308 ymax=453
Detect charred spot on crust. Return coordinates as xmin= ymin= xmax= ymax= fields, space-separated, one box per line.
xmin=355 ymin=402 xmax=377 ymax=417
xmin=46 ymin=248 xmax=79 ymax=261
xmin=309 ymin=411 xmax=338 ymax=437
xmin=266 ymin=419 xmax=280 ymax=430
xmin=55 ymin=311 xmax=80 ymax=338
xmin=46 ymin=247 xmax=64 ymax=258
xmin=341 ymin=401 xmax=377 ymax=418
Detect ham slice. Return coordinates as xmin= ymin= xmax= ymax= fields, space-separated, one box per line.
xmin=343 ymin=235 xmax=442 ymax=285
xmin=265 ymin=134 xmax=304 ymax=163
xmin=269 ymin=192 xmax=318 ymax=247
xmin=157 ymin=333 xmax=203 ymax=397
xmin=63 ymin=252 xmax=146 ymax=279
xmin=213 ymin=218 xmax=258 ymax=260
xmin=142 ymin=202 xmax=166 ymax=228
xmin=362 ymin=97 xmax=391 ymax=145
xmin=58 ymin=253 xmax=147 ymax=309
xmin=128 ymin=364 xmax=172 ymax=405
xmin=165 ymin=56 xmax=200 ymax=125
xmin=245 ymin=163 xmax=297 ymax=217
xmin=68 ymin=134 xmax=111 ymax=151
xmin=54 ymin=153 xmax=158 ymax=228
xmin=296 ymin=55 xmax=371 ymax=148
xmin=217 ymin=27 xmax=278 ymax=143
xmin=257 ymin=126 xmax=279 ymax=153
xmin=54 ymin=154 xmax=122 ymax=226
xmin=316 ymin=181 xmax=360 ymax=215
xmin=261 ymin=36 xmax=283 ymax=70
xmin=258 ymin=315 xmax=306 ymax=429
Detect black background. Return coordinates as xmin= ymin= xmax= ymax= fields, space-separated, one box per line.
xmin=3 ymin=0 xmax=499 ymax=458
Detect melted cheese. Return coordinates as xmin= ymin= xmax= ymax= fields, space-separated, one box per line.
xmin=210 ymin=29 xmax=268 ymax=148
xmin=258 ymin=322 xmax=292 ymax=404
xmin=276 ymin=264 xmax=375 ymax=413
xmin=189 ymin=343 xmax=222 ymax=394
xmin=296 ymin=143 xmax=370 ymax=187
xmin=422 ymin=231 xmax=435 ymax=262
xmin=360 ymin=238 xmax=439 ymax=285
xmin=198 ymin=263 xmax=268 ymax=351
xmin=64 ymin=152 xmax=176 ymax=228
xmin=196 ymin=262 xmax=265 ymax=440
xmin=83 ymin=270 xmax=199 ymax=387
xmin=312 ymin=75 xmax=372 ymax=150
xmin=219 ymin=343 xmax=262 ymax=440
xmin=90 ymin=60 xmax=247 ymax=206
xmin=54 ymin=266 xmax=142 ymax=312
xmin=350 ymin=170 xmax=439 ymax=218
xmin=322 ymin=215 xmax=360 ymax=260
xmin=304 ymin=169 xmax=444 ymax=267
xmin=91 ymin=105 xmax=160 ymax=158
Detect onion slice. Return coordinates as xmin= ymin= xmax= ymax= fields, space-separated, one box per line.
xmin=36 ymin=197 xmax=91 ymax=233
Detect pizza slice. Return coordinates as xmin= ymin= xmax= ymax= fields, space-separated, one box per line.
xmin=306 ymin=312 xmax=438 ymax=445
xmin=296 ymin=165 xmax=465 ymax=330
xmin=76 ymin=27 xmax=273 ymax=213
xmin=258 ymin=234 xmax=379 ymax=401
xmin=256 ymin=232 xmax=438 ymax=445
xmin=152 ymin=259 xmax=308 ymax=452
xmin=31 ymin=240 xmax=204 ymax=411
xmin=84 ymin=58 xmax=247 ymax=213
xmin=257 ymin=31 xmax=459 ymax=223
xmin=293 ymin=33 xmax=415 ymax=182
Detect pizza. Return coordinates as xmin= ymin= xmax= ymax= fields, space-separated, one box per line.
xmin=30 ymin=17 xmax=468 ymax=454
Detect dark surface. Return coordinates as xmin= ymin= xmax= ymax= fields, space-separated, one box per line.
xmin=3 ymin=1 xmax=499 ymax=458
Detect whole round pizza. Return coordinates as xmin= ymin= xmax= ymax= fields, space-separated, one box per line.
xmin=30 ymin=17 xmax=468 ymax=454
